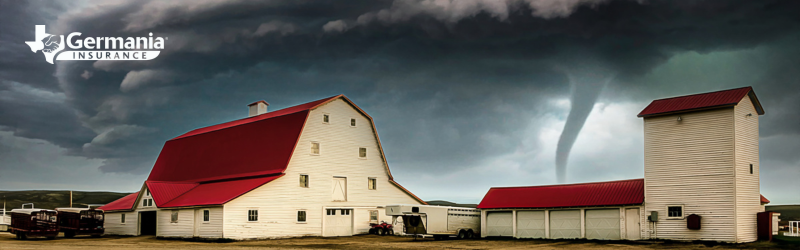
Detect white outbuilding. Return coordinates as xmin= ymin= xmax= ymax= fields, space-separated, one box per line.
xmin=479 ymin=86 xmax=768 ymax=243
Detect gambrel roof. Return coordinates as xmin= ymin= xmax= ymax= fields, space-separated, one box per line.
xmin=100 ymin=95 xmax=424 ymax=211
xmin=638 ymin=86 xmax=764 ymax=118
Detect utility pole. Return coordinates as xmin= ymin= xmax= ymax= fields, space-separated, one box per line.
xmin=69 ymin=190 xmax=73 ymax=208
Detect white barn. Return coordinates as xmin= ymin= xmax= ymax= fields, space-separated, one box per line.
xmin=478 ymin=87 xmax=770 ymax=243
xmin=100 ymin=95 xmax=425 ymax=239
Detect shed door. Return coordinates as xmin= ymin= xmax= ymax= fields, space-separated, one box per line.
xmin=625 ymin=208 xmax=640 ymax=240
xmin=332 ymin=177 xmax=347 ymax=201
xmin=549 ymin=210 xmax=580 ymax=239
xmin=585 ymin=209 xmax=621 ymax=240
xmin=516 ymin=211 xmax=546 ymax=238
xmin=486 ymin=212 xmax=513 ymax=237
xmin=324 ymin=209 xmax=353 ymax=236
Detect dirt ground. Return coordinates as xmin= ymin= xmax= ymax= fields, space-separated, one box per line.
xmin=0 ymin=232 xmax=794 ymax=250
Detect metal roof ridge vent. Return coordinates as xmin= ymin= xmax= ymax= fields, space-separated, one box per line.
xmin=248 ymin=100 xmax=269 ymax=117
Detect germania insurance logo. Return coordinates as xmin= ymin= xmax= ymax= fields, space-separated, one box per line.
xmin=25 ymin=25 xmax=165 ymax=64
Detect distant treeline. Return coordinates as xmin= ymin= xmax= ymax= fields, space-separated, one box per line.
xmin=0 ymin=190 xmax=132 ymax=210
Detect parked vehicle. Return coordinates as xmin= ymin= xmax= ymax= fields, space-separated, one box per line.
xmin=55 ymin=207 xmax=104 ymax=237
xmin=10 ymin=204 xmax=59 ymax=240
xmin=368 ymin=221 xmax=394 ymax=235
xmin=385 ymin=205 xmax=480 ymax=240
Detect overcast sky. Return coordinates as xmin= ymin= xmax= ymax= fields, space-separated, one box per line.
xmin=1 ymin=0 xmax=799 ymax=205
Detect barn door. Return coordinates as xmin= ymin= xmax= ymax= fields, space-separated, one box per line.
xmin=193 ymin=209 xmax=201 ymax=237
xmin=332 ymin=177 xmax=347 ymax=201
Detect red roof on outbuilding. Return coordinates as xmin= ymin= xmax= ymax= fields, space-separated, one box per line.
xmin=638 ymin=87 xmax=764 ymax=117
xmin=477 ymin=179 xmax=644 ymax=209
xmin=98 ymin=192 xmax=139 ymax=211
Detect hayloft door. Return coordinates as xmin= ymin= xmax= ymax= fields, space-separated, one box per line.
xmin=332 ymin=177 xmax=347 ymax=201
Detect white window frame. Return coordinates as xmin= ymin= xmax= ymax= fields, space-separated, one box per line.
xmin=358 ymin=147 xmax=367 ymax=159
xmin=323 ymin=114 xmax=330 ymax=124
xmin=368 ymin=177 xmax=377 ymax=190
xmin=666 ymin=205 xmax=684 ymax=219
xmin=300 ymin=174 xmax=309 ymax=188
xmin=203 ymin=209 xmax=210 ymax=223
xmin=247 ymin=209 xmax=259 ymax=222
xmin=170 ymin=210 xmax=179 ymax=223
xmin=350 ymin=118 xmax=357 ymax=127
xmin=310 ymin=142 xmax=320 ymax=155
xmin=369 ymin=210 xmax=378 ymax=222
xmin=297 ymin=210 xmax=307 ymax=223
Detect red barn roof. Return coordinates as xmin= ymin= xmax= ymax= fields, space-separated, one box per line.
xmin=761 ymin=194 xmax=770 ymax=204
xmin=98 ymin=192 xmax=139 ymax=211
xmin=101 ymin=95 xmax=425 ymax=211
xmin=477 ymin=179 xmax=644 ymax=209
xmin=638 ymin=87 xmax=764 ymax=118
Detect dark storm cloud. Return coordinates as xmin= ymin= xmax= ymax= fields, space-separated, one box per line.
xmin=2 ymin=0 xmax=800 ymax=182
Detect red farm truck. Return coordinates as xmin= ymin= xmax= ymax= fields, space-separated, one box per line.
xmin=55 ymin=207 xmax=104 ymax=237
xmin=10 ymin=204 xmax=59 ymax=240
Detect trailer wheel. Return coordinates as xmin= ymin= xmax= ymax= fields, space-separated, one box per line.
xmin=457 ymin=230 xmax=467 ymax=239
xmin=466 ymin=230 xmax=474 ymax=239
xmin=377 ymin=228 xmax=384 ymax=235
xmin=65 ymin=231 xmax=76 ymax=238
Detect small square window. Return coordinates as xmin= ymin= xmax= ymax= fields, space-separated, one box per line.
xmin=248 ymin=210 xmax=258 ymax=221
xmin=311 ymin=142 xmax=320 ymax=155
xmin=667 ymin=206 xmax=683 ymax=219
xmin=203 ymin=210 xmax=210 ymax=222
xmin=350 ymin=118 xmax=356 ymax=127
xmin=300 ymin=174 xmax=309 ymax=188
xmin=326 ymin=209 xmax=335 ymax=216
xmin=339 ymin=209 xmax=350 ymax=215
xmin=323 ymin=114 xmax=330 ymax=124
xmin=359 ymin=147 xmax=367 ymax=158
xmin=368 ymin=178 xmax=376 ymax=190
xmin=369 ymin=210 xmax=378 ymax=221
xmin=121 ymin=214 xmax=126 ymax=223
xmin=171 ymin=211 xmax=179 ymax=223
xmin=750 ymin=164 xmax=753 ymax=174
xmin=297 ymin=211 xmax=307 ymax=223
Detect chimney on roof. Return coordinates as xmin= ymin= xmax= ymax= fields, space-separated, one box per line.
xmin=248 ymin=100 xmax=269 ymax=117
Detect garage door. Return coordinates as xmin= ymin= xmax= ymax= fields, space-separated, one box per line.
xmin=516 ymin=211 xmax=545 ymax=238
xmin=486 ymin=212 xmax=513 ymax=237
xmin=585 ymin=209 xmax=620 ymax=240
xmin=549 ymin=210 xmax=580 ymax=239
xmin=324 ymin=209 xmax=353 ymax=236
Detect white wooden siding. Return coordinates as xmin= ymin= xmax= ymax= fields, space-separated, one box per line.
xmin=643 ymin=108 xmax=736 ymax=241
xmin=103 ymin=212 xmax=139 ymax=235
xmin=734 ymin=96 xmax=760 ymax=242
xmin=157 ymin=209 xmax=195 ymax=237
xmin=222 ymin=98 xmax=423 ymax=239
xmin=194 ymin=207 xmax=224 ymax=238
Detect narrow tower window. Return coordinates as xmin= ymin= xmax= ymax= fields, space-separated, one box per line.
xmin=750 ymin=164 xmax=753 ymax=174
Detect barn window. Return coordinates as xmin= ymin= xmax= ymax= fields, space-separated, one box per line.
xmin=121 ymin=214 xmax=126 ymax=223
xmin=171 ymin=211 xmax=179 ymax=223
xmin=248 ymin=210 xmax=258 ymax=221
xmin=750 ymin=164 xmax=753 ymax=174
xmin=359 ymin=147 xmax=367 ymax=158
xmin=203 ymin=210 xmax=210 ymax=222
xmin=350 ymin=118 xmax=356 ymax=127
xmin=369 ymin=210 xmax=378 ymax=221
xmin=323 ymin=114 xmax=330 ymax=124
xmin=146 ymin=190 xmax=150 ymax=196
xmin=326 ymin=209 xmax=335 ymax=215
xmin=311 ymin=142 xmax=320 ymax=155
xmin=667 ymin=205 xmax=683 ymax=219
xmin=297 ymin=210 xmax=307 ymax=223
xmin=340 ymin=209 xmax=350 ymax=215
xmin=368 ymin=178 xmax=376 ymax=190
xmin=300 ymin=174 xmax=309 ymax=188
